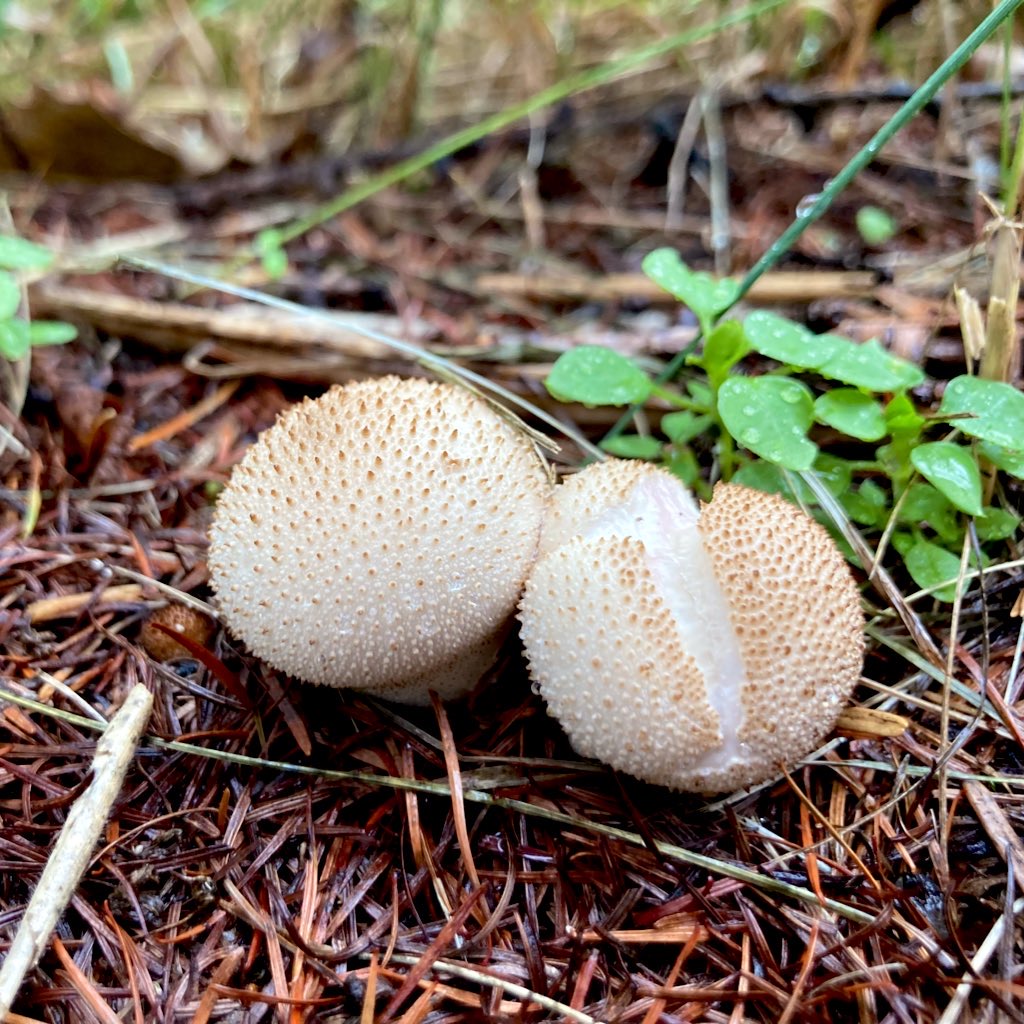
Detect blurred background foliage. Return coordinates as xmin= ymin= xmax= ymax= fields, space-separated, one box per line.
xmin=0 ymin=1 xmax=1008 ymax=180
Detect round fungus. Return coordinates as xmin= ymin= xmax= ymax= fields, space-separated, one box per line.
xmin=518 ymin=460 xmax=865 ymax=793
xmin=209 ymin=376 xmax=551 ymax=703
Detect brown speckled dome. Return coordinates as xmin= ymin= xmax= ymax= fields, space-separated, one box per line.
xmin=209 ymin=377 xmax=551 ymax=702
xmin=519 ymin=461 xmax=864 ymax=792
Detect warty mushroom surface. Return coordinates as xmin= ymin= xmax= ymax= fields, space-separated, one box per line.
xmin=518 ymin=459 xmax=865 ymax=792
xmin=209 ymin=376 xmax=551 ymax=703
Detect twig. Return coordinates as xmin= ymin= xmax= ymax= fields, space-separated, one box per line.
xmin=474 ymin=269 xmax=878 ymax=304
xmin=380 ymin=953 xmax=607 ymax=1024
xmin=703 ymin=88 xmax=731 ymax=276
xmin=0 ymin=684 xmax=154 ymax=1019
xmin=665 ymin=91 xmax=705 ymax=231
xmin=935 ymin=896 xmax=1024 ymax=1024
xmin=25 ymin=583 xmax=146 ymax=624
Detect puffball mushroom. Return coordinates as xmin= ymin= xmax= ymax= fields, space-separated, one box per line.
xmin=518 ymin=460 xmax=864 ymax=793
xmin=209 ymin=376 xmax=550 ymax=703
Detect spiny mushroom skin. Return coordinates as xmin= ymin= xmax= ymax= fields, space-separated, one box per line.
xmin=519 ymin=461 xmax=864 ymax=793
xmin=209 ymin=377 xmax=550 ymax=703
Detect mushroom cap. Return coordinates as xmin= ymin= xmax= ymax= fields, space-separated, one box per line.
xmin=209 ymin=376 xmax=551 ymax=702
xmin=518 ymin=461 xmax=864 ymax=792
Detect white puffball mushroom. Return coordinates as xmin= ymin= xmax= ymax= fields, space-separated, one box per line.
xmin=518 ymin=460 xmax=865 ymax=793
xmin=209 ymin=376 xmax=551 ymax=703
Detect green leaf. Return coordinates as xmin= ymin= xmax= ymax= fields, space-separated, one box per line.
xmin=600 ymin=435 xmax=663 ymax=460
xmin=0 ymin=317 xmax=31 ymax=360
xmin=817 ymin=337 xmax=925 ymax=391
xmin=877 ymin=394 xmax=925 ymax=489
xmin=718 ymin=376 xmax=817 ymax=470
xmin=0 ymin=235 xmax=54 ymax=271
xmin=261 ymin=246 xmax=288 ymax=279
xmin=976 ymin=507 xmax=1020 ymax=542
xmin=743 ymin=311 xmax=840 ymax=369
xmin=663 ymin=446 xmax=699 ymax=485
xmin=910 ymin=442 xmax=983 ymax=516
xmin=732 ymin=461 xmax=801 ymax=503
xmin=28 ymin=320 xmax=77 ymax=346
xmin=902 ymin=539 xmax=966 ymax=602
xmin=897 ymin=483 xmax=960 ymax=545
xmin=661 ymin=410 xmax=712 ymax=445
xmin=686 ymin=379 xmax=712 ymax=408
xmin=842 ymin=479 xmax=888 ymax=527
xmin=641 ymin=248 xmax=740 ymax=330
xmin=0 ymin=270 xmax=20 ymax=319
xmin=813 ymin=453 xmax=853 ymax=496
xmin=884 ymin=392 xmax=926 ymax=437
xmin=856 ymin=206 xmax=897 ymax=245
xmin=890 ymin=531 xmax=915 ymax=557
xmin=813 ymin=388 xmax=887 ymax=441
xmin=699 ymin=319 xmax=749 ymax=384
xmin=918 ymin=440 xmax=980 ymax=493
xmin=939 ymin=375 xmax=1024 ymax=448
xmin=980 ymin=441 xmax=1024 ymax=479
xmin=256 ymin=228 xmax=288 ymax=279
xmin=732 ymin=460 xmax=826 ymax=508
xmin=546 ymin=346 xmax=653 ymax=407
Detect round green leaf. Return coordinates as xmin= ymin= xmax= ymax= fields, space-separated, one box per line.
xmin=0 ymin=317 xmax=31 ymax=360
xmin=938 ymin=375 xmax=1024 ymax=448
xmin=0 ymin=271 xmax=21 ymax=320
xmin=700 ymin=319 xmax=749 ymax=382
xmin=660 ymin=411 xmax=712 ymax=445
xmin=813 ymin=453 xmax=853 ymax=496
xmin=732 ymin=460 xmax=800 ymax=503
xmin=980 ymin=441 xmax=1024 ymax=479
xmin=813 ymin=388 xmax=887 ymax=441
xmin=718 ymin=376 xmax=817 ymax=470
xmin=841 ymin=480 xmax=888 ymax=527
xmin=976 ymin=507 xmax=1020 ymax=542
xmin=856 ymin=206 xmax=897 ymax=245
xmin=896 ymin=483 xmax=960 ymax=545
xmin=686 ymin=380 xmax=712 ymax=407
xmin=902 ymin=539 xmax=965 ymax=603
xmin=28 ymin=320 xmax=77 ymax=346
xmin=546 ymin=346 xmax=653 ymax=407
xmin=884 ymin=393 xmax=926 ymax=437
xmin=600 ymin=435 xmax=663 ymax=460
xmin=743 ymin=311 xmax=840 ymax=369
xmin=663 ymin=446 xmax=699 ymax=485
xmin=0 ymin=235 xmax=54 ymax=270
xmin=641 ymin=248 xmax=739 ymax=328
xmin=256 ymin=228 xmax=288 ymax=279
xmin=910 ymin=441 xmax=983 ymax=516
xmin=817 ymin=337 xmax=925 ymax=391
xmin=731 ymin=458 xmax=843 ymax=508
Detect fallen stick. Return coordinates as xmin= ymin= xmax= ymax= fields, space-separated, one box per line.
xmin=474 ymin=269 xmax=879 ymax=305
xmin=0 ymin=684 xmax=154 ymax=1019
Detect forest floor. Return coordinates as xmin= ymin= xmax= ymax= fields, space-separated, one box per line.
xmin=1 ymin=3 xmax=1023 ymax=1023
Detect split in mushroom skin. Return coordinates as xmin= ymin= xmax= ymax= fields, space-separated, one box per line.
xmin=518 ymin=459 xmax=865 ymax=793
xmin=208 ymin=376 xmax=551 ymax=703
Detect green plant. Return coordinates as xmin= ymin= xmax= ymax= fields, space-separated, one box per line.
xmin=0 ymin=235 xmax=77 ymax=362
xmin=543 ymin=249 xmax=1023 ymax=602
xmin=855 ymin=205 xmax=897 ymax=245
